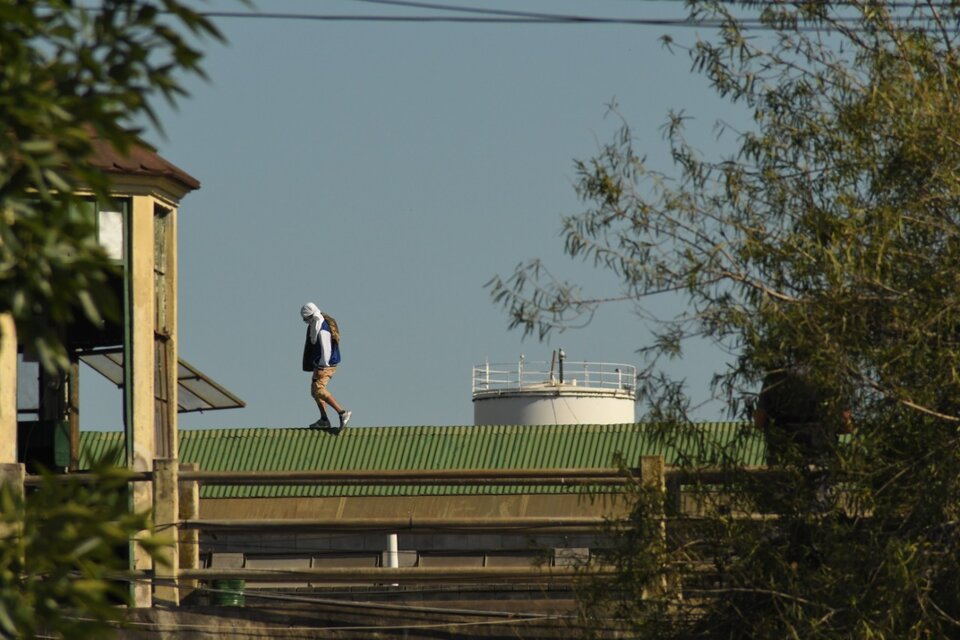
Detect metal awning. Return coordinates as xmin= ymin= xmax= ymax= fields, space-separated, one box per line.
xmin=79 ymin=349 xmax=245 ymax=413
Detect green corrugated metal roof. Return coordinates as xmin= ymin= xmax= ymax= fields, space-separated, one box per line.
xmin=78 ymin=423 xmax=763 ymax=498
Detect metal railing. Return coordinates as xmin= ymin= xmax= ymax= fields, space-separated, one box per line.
xmin=15 ymin=460 xmax=797 ymax=596
xmin=472 ymin=356 xmax=637 ymax=396
xmin=178 ymin=467 xmax=634 ymax=486
xmin=172 ymin=565 xmax=604 ymax=584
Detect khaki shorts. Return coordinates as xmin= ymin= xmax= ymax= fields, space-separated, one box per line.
xmin=311 ymin=367 xmax=337 ymax=404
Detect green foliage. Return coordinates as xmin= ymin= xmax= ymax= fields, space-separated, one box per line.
xmin=490 ymin=1 xmax=960 ymax=636
xmin=579 ymin=481 xmax=675 ymax=637
xmin=0 ymin=460 xmax=164 ymax=640
xmin=0 ymin=0 xmax=222 ymax=372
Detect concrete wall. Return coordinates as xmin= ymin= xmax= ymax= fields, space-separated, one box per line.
xmin=197 ymin=493 xmax=623 ymax=586
xmin=200 ymin=492 xmax=628 ymax=521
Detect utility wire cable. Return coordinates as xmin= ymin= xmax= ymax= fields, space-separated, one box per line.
xmin=102 ymin=573 xmax=583 ymax=620
xmin=71 ymin=0 xmax=960 ymax=29
xmin=169 ymin=11 xmax=960 ymax=32
xmin=192 ymin=10 xmax=752 ymax=26
xmin=351 ymin=0 xmax=719 ymax=22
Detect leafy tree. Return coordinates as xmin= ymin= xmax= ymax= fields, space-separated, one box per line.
xmin=490 ymin=1 xmax=960 ymax=637
xmin=0 ymin=1 xmax=219 ymax=636
xmin=0 ymin=0 xmax=222 ymax=371
xmin=0 ymin=461 xmax=165 ymax=639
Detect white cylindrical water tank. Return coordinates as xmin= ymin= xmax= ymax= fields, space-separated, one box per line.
xmin=472 ymin=352 xmax=637 ymax=425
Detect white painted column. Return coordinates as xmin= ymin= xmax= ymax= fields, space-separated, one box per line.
xmin=387 ymin=533 xmax=399 ymax=587
xmin=387 ymin=534 xmax=399 ymax=569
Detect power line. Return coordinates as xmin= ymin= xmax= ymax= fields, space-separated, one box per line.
xmin=352 ymin=0 xmax=729 ymax=22
xmin=169 ymin=2 xmax=960 ymax=32
xmin=70 ymin=0 xmax=960 ymax=30
xmin=193 ymin=11 xmax=742 ymax=27
xmin=64 ymin=577 xmax=588 ymax=637
xmin=355 ymin=0 xmax=960 ymax=16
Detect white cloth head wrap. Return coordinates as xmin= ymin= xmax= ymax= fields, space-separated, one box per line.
xmin=301 ymin=302 xmax=324 ymax=344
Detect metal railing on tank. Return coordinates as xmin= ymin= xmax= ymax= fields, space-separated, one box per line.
xmin=472 ymin=349 xmax=637 ymax=396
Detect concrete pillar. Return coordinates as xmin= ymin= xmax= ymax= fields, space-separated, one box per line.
xmin=153 ymin=459 xmax=180 ymax=606
xmin=129 ymin=194 xmax=156 ymax=608
xmin=0 ymin=463 xmax=25 ymax=555
xmin=639 ymin=456 xmax=666 ymax=496
xmin=0 ymin=314 xmax=16 ymax=464
xmin=0 ymin=463 xmax=25 ymax=497
xmin=639 ymin=455 xmax=668 ymax=599
xmin=129 ymin=194 xmax=156 ymax=470
xmin=387 ymin=533 xmax=399 ymax=587
xmin=178 ymin=463 xmax=199 ymax=598
xmin=387 ymin=534 xmax=399 ymax=568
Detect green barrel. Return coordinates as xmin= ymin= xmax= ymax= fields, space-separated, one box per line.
xmin=210 ymin=579 xmax=245 ymax=606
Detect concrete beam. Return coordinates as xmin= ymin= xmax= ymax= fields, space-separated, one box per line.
xmin=175 ymin=565 xmax=614 ymax=584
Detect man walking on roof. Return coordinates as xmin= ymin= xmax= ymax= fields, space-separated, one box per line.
xmin=301 ymin=302 xmax=351 ymax=433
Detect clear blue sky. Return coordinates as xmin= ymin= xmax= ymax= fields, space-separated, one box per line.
xmin=77 ymin=0 xmax=752 ymax=430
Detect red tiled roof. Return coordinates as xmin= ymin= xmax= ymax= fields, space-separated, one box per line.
xmin=86 ymin=131 xmax=200 ymax=192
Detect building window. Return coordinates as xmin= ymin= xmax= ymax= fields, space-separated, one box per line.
xmin=98 ymin=208 xmax=124 ymax=261
xmin=75 ymin=197 xmax=130 ymax=263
